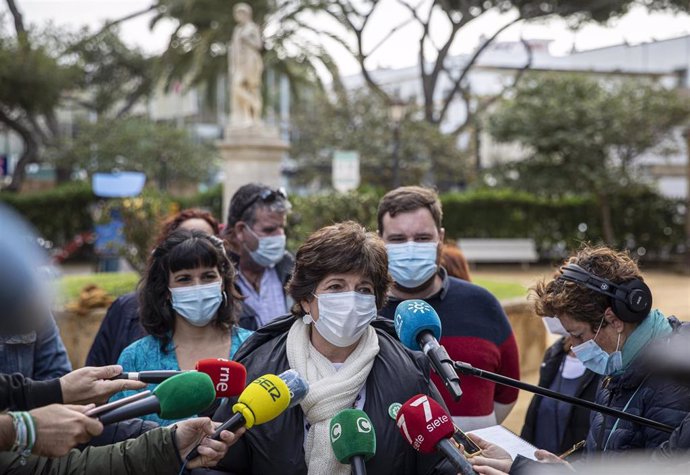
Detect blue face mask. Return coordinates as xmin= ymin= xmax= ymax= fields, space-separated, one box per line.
xmin=386 ymin=242 xmax=438 ymax=289
xmin=245 ymin=227 xmax=286 ymax=268
xmin=571 ymin=317 xmax=623 ymax=375
xmin=169 ymin=281 xmax=223 ymax=327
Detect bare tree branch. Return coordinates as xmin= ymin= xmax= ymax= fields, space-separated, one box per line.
xmin=5 ymin=0 xmax=26 ymax=37
xmin=436 ymin=15 xmax=523 ymax=124
xmin=450 ymin=36 xmax=534 ymax=136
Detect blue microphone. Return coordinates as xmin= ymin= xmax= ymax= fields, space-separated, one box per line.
xmin=278 ymin=369 xmax=309 ymax=408
xmin=394 ymin=300 xmax=462 ymax=401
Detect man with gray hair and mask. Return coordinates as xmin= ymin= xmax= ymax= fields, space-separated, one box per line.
xmin=223 ymin=183 xmax=294 ymax=329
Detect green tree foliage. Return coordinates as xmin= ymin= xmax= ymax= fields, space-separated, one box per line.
xmin=290 ymin=90 xmax=469 ymax=190
xmin=487 ymin=73 xmax=690 ymax=244
xmin=56 ymin=117 xmax=217 ymax=190
xmin=0 ymin=2 xmax=157 ymax=191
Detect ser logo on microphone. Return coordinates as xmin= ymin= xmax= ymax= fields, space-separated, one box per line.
xmin=254 ymin=376 xmax=282 ymax=402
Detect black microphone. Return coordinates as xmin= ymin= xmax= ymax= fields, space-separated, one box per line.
xmin=111 ymin=370 xmax=184 ymax=384
xmin=394 ymin=299 xmax=462 ymax=401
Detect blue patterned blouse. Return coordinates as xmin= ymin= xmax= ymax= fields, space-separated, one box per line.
xmin=112 ymin=326 xmax=253 ymax=426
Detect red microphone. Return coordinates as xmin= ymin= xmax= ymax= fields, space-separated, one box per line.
xmin=195 ymin=358 xmax=246 ymax=398
xmin=396 ymin=394 xmax=476 ymax=475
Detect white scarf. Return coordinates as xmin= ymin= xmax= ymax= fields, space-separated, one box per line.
xmin=286 ymin=319 xmax=380 ymax=475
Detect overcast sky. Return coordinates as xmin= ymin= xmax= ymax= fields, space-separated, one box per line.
xmin=14 ymin=1 xmax=690 ymax=75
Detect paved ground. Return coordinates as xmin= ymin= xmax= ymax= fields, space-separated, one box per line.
xmin=473 ymin=265 xmax=690 ymax=434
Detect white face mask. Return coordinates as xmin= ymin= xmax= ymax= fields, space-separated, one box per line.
xmin=303 ymin=291 xmax=377 ymax=347
xmin=244 ymin=227 xmax=286 ymax=268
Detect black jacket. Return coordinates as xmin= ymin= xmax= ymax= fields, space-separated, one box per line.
xmin=234 ymin=252 xmax=295 ymax=331
xmin=211 ymin=315 xmax=455 ymax=475
xmin=521 ymin=338 xmax=600 ymax=455
xmin=586 ymin=317 xmax=690 ymax=455
xmin=0 ymin=373 xmax=62 ymax=410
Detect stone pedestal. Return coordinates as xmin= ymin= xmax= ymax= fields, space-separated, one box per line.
xmin=218 ymin=125 xmax=289 ymax=222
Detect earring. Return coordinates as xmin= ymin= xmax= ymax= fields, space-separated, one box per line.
xmin=302 ymin=314 xmax=313 ymax=325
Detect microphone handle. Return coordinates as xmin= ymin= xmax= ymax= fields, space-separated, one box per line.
xmin=185 ymin=412 xmax=246 ymax=462
xmin=112 ymin=370 xmax=184 ymax=384
xmin=418 ymin=332 xmax=463 ymax=401
xmin=97 ymin=395 xmax=161 ymax=425
xmin=350 ymin=455 xmax=367 ymax=475
xmin=454 ymin=361 xmax=675 ymax=433
xmin=437 ymin=438 xmax=477 ymax=475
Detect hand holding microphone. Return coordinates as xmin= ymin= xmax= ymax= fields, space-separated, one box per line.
xmin=395 ymin=394 xmax=476 ymax=475
xmin=60 ymin=365 xmax=147 ymax=405
xmin=110 ymin=358 xmax=247 ymax=398
xmin=329 ymin=409 xmax=376 ymax=475
xmin=394 ymin=300 xmax=462 ymax=401
xmin=95 ymin=372 xmax=216 ymax=424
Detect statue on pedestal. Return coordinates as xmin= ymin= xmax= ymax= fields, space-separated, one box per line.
xmin=229 ymin=3 xmax=263 ymax=127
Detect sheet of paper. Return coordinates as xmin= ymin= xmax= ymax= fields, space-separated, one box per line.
xmin=469 ymin=425 xmax=539 ymax=461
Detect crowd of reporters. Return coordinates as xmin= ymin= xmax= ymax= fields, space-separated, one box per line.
xmin=2 ymin=183 xmax=690 ymax=474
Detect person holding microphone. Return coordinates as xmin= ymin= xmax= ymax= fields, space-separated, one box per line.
xmin=213 ymin=221 xmax=455 ymax=474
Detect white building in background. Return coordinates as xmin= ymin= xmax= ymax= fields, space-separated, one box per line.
xmin=341 ymin=35 xmax=690 ymax=199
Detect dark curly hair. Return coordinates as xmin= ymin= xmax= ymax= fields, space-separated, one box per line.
xmin=287 ymin=221 xmax=391 ymax=317
xmin=531 ymin=245 xmax=645 ymax=332
xmin=140 ymin=229 xmax=240 ymax=352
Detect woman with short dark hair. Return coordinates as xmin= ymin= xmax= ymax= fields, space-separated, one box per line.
xmin=213 ymin=221 xmax=454 ymax=475
xmin=111 ymin=230 xmax=252 ymax=425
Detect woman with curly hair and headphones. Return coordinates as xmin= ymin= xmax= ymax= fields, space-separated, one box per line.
xmin=111 ymin=229 xmax=253 ymax=425
xmin=468 ymin=245 xmax=690 ymax=475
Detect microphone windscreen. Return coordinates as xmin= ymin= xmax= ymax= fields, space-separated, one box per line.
xmin=394 ymin=299 xmax=442 ymax=351
xmin=396 ymin=394 xmax=454 ymax=454
xmin=232 ymin=373 xmax=291 ymax=428
xmin=277 ymin=369 xmax=309 ymax=408
xmin=196 ymin=358 xmax=247 ymax=398
xmin=154 ymin=372 xmax=216 ymax=420
xmin=329 ymin=409 xmax=376 ymax=463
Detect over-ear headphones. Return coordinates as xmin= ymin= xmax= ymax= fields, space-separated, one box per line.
xmin=558 ymin=263 xmax=652 ymax=323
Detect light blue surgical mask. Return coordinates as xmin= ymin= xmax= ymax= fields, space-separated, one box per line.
xmin=245 ymin=227 xmax=286 ymax=268
xmin=571 ymin=317 xmax=623 ymax=375
xmin=169 ymin=281 xmax=223 ymax=327
xmin=386 ymin=242 xmax=438 ymax=289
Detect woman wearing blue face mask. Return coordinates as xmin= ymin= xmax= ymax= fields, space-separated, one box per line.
xmin=530 ymin=245 xmax=690 ymax=458
xmin=213 ymin=221 xmax=457 ymax=475
xmin=110 ymin=230 xmax=253 ymax=425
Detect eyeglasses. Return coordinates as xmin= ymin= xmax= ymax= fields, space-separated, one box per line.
xmin=236 ymin=187 xmax=287 ymax=222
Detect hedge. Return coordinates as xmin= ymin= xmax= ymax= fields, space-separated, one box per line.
xmin=1 ymin=183 xmax=685 ymax=262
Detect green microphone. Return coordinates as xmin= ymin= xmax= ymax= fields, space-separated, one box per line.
xmin=98 ymin=372 xmax=216 ymax=424
xmin=329 ymin=409 xmax=376 ymax=475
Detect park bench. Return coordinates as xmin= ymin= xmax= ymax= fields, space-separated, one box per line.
xmin=457 ymin=238 xmax=538 ymax=268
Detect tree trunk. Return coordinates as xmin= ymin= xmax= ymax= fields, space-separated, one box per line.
xmin=55 ymin=166 xmax=72 ymax=185
xmin=597 ymin=192 xmax=616 ymax=246
xmin=6 ymin=136 xmax=38 ymax=192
